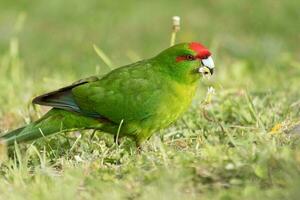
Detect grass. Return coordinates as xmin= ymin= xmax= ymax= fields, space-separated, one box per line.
xmin=0 ymin=0 xmax=300 ymax=199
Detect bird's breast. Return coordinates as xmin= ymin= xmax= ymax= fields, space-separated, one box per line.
xmin=154 ymin=82 xmax=198 ymax=129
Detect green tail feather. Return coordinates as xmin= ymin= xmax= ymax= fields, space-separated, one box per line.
xmin=1 ymin=108 xmax=102 ymax=145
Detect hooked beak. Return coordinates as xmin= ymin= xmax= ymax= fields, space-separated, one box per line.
xmin=199 ymin=56 xmax=215 ymax=75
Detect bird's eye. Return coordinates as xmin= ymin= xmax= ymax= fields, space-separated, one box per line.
xmin=186 ymin=55 xmax=195 ymax=61
xmin=176 ymin=55 xmax=196 ymax=62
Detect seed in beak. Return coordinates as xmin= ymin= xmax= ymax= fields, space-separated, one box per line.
xmin=199 ymin=66 xmax=213 ymax=77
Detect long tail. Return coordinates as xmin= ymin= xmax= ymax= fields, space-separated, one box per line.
xmin=1 ymin=108 xmax=102 ymax=146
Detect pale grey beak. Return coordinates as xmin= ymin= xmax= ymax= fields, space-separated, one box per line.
xmin=199 ymin=56 xmax=215 ymax=75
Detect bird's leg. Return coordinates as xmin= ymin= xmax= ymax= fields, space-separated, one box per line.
xmin=134 ymin=140 xmax=143 ymax=154
xmin=135 ymin=134 xmax=149 ymax=153
xmin=136 ymin=145 xmax=142 ymax=154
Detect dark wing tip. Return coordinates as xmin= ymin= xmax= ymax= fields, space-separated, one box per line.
xmin=32 ymin=91 xmax=58 ymax=105
xmin=32 ymin=79 xmax=91 ymax=105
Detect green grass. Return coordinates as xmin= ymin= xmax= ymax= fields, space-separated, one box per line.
xmin=0 ymin=0 xmax=300 ymax=199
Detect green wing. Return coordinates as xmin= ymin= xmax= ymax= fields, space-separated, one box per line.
xmin=33 ymin=60 xmax=164 ymax=124
xmin=72 ymin=61 xmax=164 ymax=123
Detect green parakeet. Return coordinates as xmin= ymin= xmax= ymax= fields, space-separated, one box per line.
xmin=1 ymin=42 xmax=215 ymax=146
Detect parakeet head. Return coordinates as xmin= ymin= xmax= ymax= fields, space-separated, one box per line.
xmin=155 ymin=42 xmax=215 ymax=83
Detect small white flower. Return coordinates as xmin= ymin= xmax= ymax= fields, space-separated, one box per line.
xmin=172 ymin=16 xmax=180 ymax=26
xmin=205 ymin=86 xmax=215 ymax=104
xmin=207 ymin=87 xmax=215 ymax=95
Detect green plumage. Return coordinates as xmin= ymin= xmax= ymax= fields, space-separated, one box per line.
xmin=1 ymin=42 xmax=212 ymax=146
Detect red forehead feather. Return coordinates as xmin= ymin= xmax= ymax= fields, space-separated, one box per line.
xmin=189 ymin=42 xmax=211 ymax=59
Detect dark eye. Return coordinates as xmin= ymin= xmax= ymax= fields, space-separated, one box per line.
xmin=176 ymin=55 xmax=196 ymax=62
xmin=186 ymin=55 xmax=195 ymax=61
